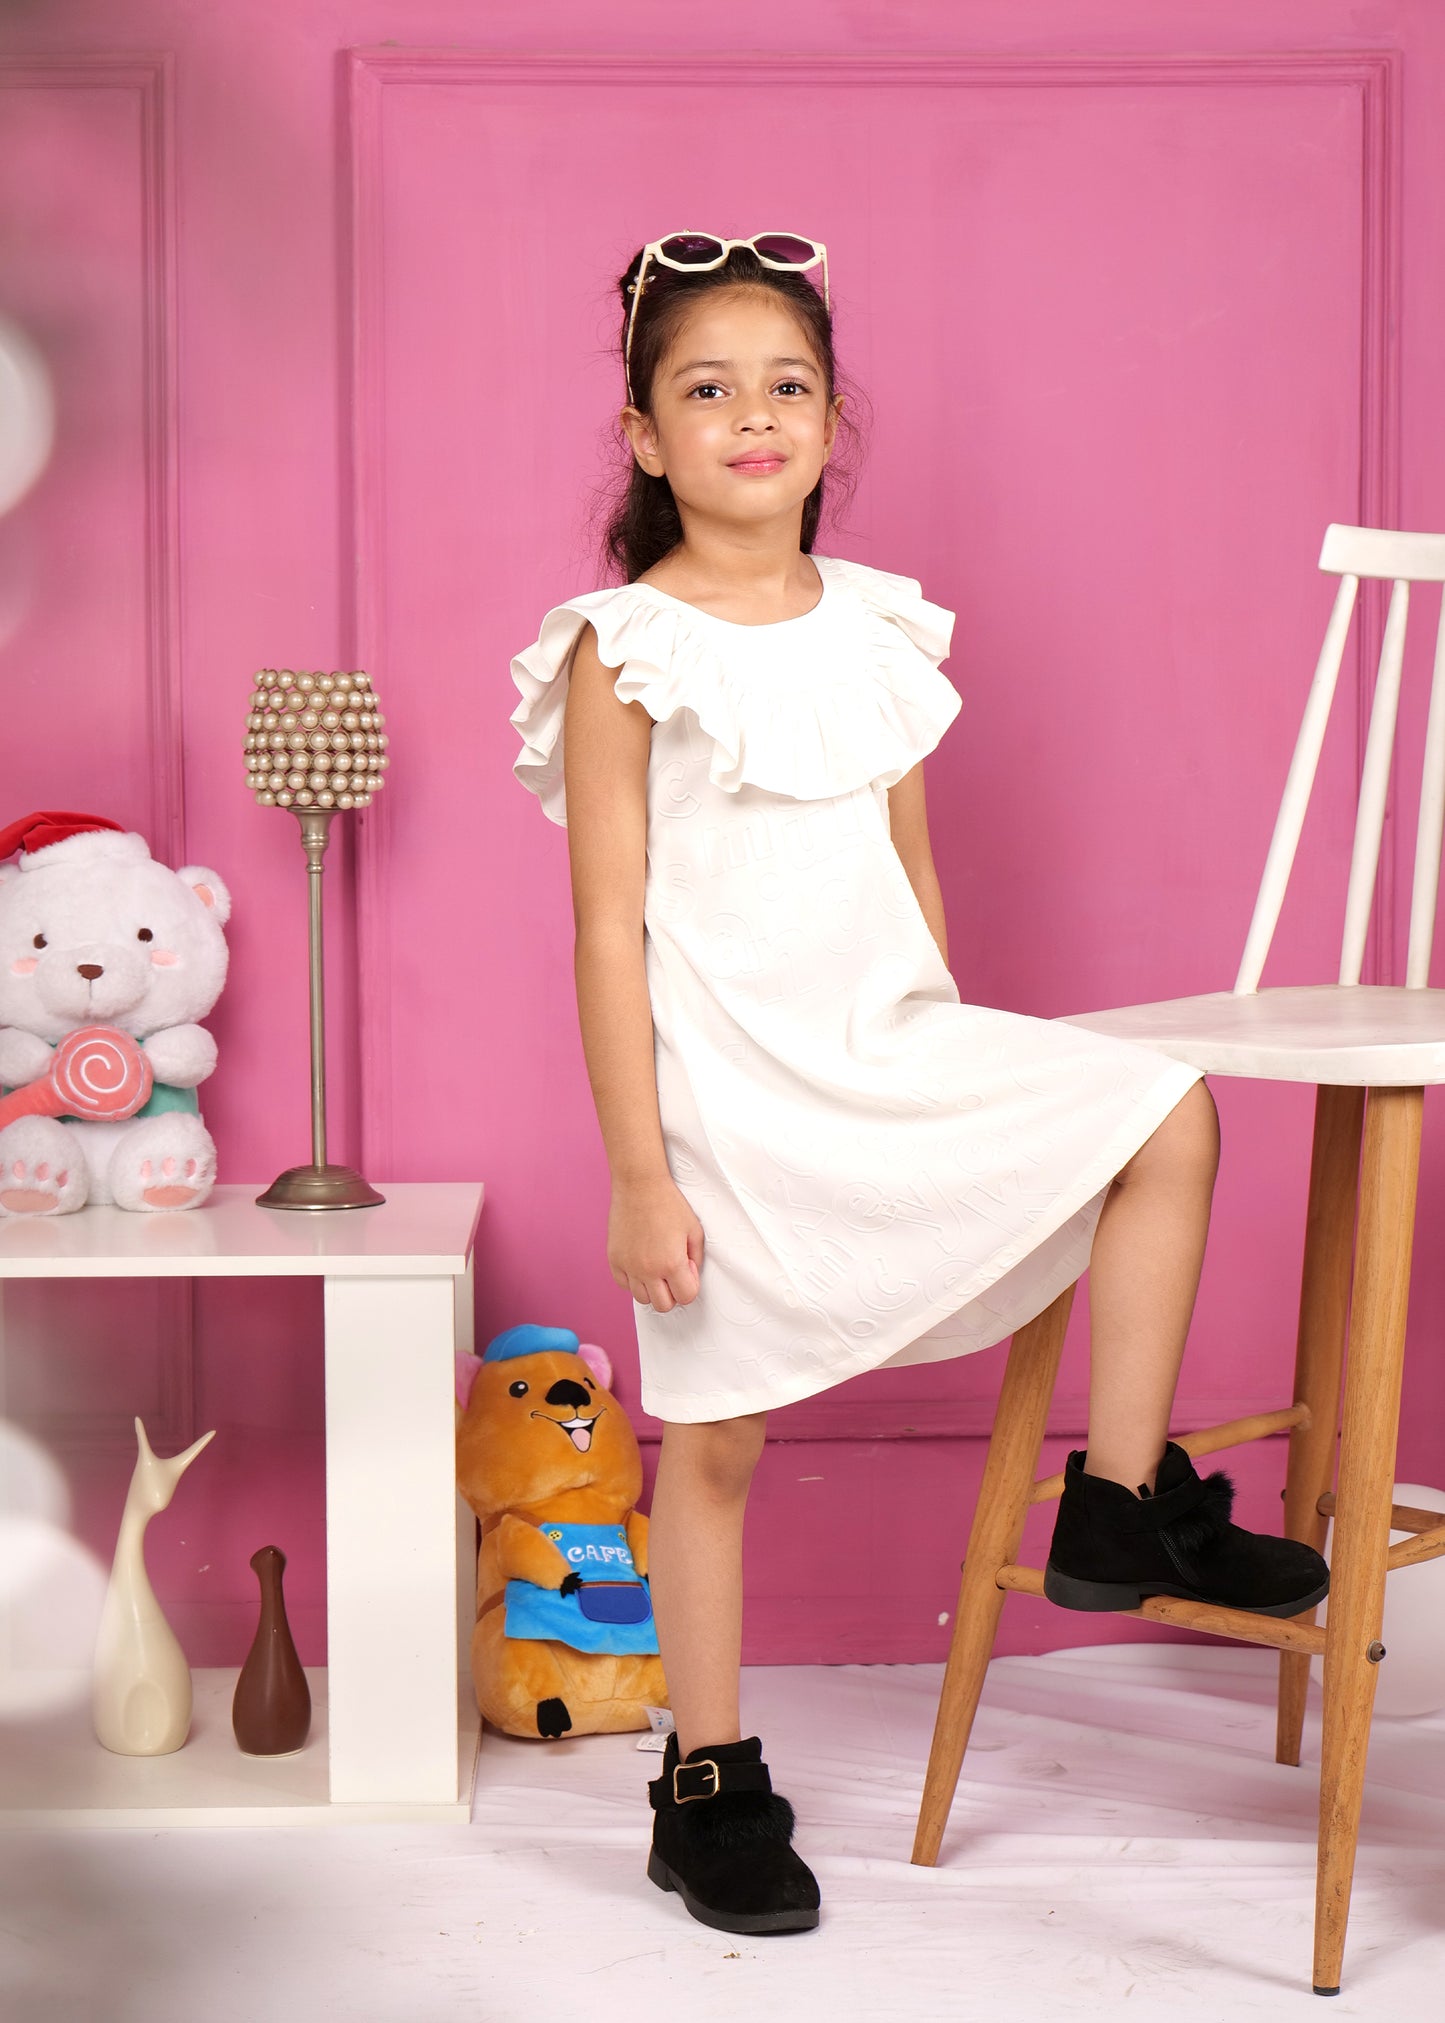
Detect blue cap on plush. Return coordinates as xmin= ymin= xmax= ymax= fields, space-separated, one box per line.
xmin=482 ymin=1323 xmax=580 ymax=1364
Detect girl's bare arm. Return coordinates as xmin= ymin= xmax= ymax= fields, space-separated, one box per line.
xmin=887 ymin=762 xmax=950 ymax=968
xmin=563 ymin=624 xmax=703 ymax=1311
xmin=563 ymin=624 xmax=664 ymax=1185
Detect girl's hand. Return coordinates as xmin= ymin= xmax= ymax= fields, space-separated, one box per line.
xmin=608 ymin=1176 xmax=704 ymax=1312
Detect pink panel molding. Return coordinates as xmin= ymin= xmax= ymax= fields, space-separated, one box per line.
xmin=0 ymin=54 xmax=193 ymax=1453
xmin=342 ymin=44 xmax=1402 ymax=1444
xmin=0 ymin=53 xmax=186 ymax=864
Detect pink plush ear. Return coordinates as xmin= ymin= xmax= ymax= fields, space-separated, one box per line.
xmin=576 ymin=1341 xmax=613 ymax=1390
xmin=178 ymin=865 xmax=232 ymax=925
xmin=455 ymin=1350 xmax=484 ymax=1410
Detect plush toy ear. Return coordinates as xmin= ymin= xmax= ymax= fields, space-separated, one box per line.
xmin=576 ymin=1341 xmax=613 ymax=1390
xmin=455 ymin=1350 xmax=485 ymax=1410
xmin=178 ymin=866 xmax=232 ymax=925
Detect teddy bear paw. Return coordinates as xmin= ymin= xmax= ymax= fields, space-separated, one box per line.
xmin=0 ymin=1155 xmax=83 ymax=1217
xmin=137 ymin=1153 xmax=210 ymax=1211
xmin=107 ymin=1116 xmax=217 ymax=1213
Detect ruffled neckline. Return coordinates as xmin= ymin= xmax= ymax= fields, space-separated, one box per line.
xmin=627 ymin=561 xmax=830 ymax=632
xmin=510 ymin=553 xmax=959 ymax=825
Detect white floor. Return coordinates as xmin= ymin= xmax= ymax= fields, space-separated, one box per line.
xmin=3 ymin=1644 xmax=1442 ymax=2021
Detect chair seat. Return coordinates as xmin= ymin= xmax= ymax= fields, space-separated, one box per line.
xmin=1058 ymin=983 xmax=1445 ymax=1085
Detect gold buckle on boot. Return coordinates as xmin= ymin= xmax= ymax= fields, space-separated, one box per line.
xmin=673 ymin=1758 xmax=720 ymax=1802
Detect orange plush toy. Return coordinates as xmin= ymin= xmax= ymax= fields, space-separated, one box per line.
xmin=455 ymin=1323 xmax=669 ymax=1740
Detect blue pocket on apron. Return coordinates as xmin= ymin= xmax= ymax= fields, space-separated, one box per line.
xmin=576 ymin=1579 xmax=653 ymax=1626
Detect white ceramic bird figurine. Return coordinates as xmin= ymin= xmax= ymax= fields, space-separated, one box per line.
xmin=92 ymin=1416 xmax=215 ymax=1755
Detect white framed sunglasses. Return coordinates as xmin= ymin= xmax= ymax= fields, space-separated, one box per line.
xmin=624 ymin=231 xmax=830 ymax=404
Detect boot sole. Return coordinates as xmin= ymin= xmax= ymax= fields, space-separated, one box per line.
xmin=1042 ymin=1563 xmax=1330 ymax=1619
xmin=646 ymin=1848 xmax=820 ymax=1934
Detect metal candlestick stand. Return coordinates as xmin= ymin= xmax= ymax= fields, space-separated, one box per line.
xmin=244 ymin=664 xmax=388 ymax=1212
xmin=256 ymin=810 xmax=382 ymax=1210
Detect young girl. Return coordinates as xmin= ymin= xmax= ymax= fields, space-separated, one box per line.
xmin=509 ymin=232 xmax=1327 ymax=1937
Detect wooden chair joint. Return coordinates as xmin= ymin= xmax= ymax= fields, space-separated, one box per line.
xmin=1317 ymin=1490 xmax=1445 ymax=1536
xmin=1385 ymin=1523 xmax=1445 ymax=1572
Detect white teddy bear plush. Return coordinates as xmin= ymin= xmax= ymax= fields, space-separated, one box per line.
xmin=0 ymin=814 xmax=230 ymax=1215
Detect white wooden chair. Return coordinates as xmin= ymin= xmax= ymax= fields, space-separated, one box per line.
xmin=912 ymin=524 xmax=1445 ymax=1998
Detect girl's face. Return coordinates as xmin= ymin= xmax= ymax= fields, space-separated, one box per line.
xmin=622 ymin=287 xmax=840 ymax=537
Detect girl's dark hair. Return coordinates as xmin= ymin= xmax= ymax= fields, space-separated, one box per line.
xmin=601 ymin=244 xmax=860 ymax=582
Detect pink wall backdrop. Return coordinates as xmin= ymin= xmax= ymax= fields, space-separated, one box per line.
xmin=2 ymin=1 xmax=1444 ymax=1672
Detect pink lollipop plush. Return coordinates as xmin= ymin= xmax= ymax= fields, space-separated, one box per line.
xmin=0 ymin=1025 xmax=153 ymax=1131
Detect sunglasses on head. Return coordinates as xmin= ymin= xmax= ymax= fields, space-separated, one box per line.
xmin=624 ymin=231 xmax=830 ymax=405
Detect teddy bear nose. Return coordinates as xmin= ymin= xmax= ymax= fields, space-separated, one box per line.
xmin=76 ymin=963 xmax=104 ymax=980
xmin=545 ymin=1379 xmax=592 ymax=1411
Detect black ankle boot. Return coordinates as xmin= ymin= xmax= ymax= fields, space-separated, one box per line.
xmin=647 ymin=1733 xmax=820 ymax=1935
xmin=1044 ymin=1443 xmax=1329 ymax=1617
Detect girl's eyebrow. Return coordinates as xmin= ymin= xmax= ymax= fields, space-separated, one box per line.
xmin=671 ymin=355 xmax=815 ymax=378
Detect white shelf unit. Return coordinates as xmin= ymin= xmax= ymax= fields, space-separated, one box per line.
xmin=0 ymin=1183 xmax=485 ymax=1827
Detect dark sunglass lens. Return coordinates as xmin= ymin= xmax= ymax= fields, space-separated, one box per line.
xmin=661 ymin=234 xmax=725 ymax=265
xmin=753 ymin=235 xmax=816 ymax=264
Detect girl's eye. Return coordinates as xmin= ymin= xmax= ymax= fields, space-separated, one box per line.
xmin=686 ymin=380 xmax=811 ymax=400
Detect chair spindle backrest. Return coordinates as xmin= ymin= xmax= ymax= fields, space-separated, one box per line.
xmin=1234 ymin=525 xmax=1445 ymax=995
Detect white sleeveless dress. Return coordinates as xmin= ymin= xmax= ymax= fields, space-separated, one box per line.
xmin=511 ymin=554 xmax=1202 ymax=1423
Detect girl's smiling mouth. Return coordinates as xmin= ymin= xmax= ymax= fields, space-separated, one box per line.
xmin=727 ymin=453 xmax=787 ymax=475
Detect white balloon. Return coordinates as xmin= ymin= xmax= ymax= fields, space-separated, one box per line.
xmin=0 ymin=1515 xmax=107 ymax=1719
xmin=0 ymin=1419 xmax=102 ymax=1718
xmin=0 ymin=1418 xmax=70 ymax=1529
xmin=0 ymin=314 xmax=56 ymax=516
xmin=1312 ymin=1482 xmax=1445 ymax=1717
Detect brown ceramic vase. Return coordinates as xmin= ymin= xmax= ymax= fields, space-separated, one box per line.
xmin=232 ymin=1544 xmax=312 ymax=1755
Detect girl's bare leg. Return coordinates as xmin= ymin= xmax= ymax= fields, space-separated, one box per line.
xmin=1085 ymin=1079 xmax=1221 ymax=1492
xmin=646 ymin=1411 xmax=768 ymax=1758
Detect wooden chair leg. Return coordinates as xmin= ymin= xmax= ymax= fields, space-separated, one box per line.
xmin=1277 ymin=1085 xmax=1365 ymax=1766
xmin=1313 ymin=1085 xmax=1422 ymax=1997
xmin=912 ymin=1281 xmax=1076 ymax=1866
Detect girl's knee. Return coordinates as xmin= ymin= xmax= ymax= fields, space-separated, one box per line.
xmin=1174 ymin=1076 xmax=1219 ymax=1146
xmin=662 ymin=1411 xmax=767 ymax=1498
xmin=1184 ymin=1078 xmax=1221 ymax=1165
xmin=1119 ymin=1079 xmax=1219 ymax=1185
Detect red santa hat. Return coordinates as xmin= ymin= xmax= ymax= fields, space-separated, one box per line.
xmin=0 ymin=811 xmax=126 ymax=861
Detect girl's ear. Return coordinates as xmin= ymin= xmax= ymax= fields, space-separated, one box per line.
xmin=620 ymin=406 xmax=664 ymax=476
xmin=823 ymin=392 xmax=844 ymax=458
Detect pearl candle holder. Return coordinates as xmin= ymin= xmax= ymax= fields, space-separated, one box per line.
xmin=244 ymin=666 xmax=389 ymax=1211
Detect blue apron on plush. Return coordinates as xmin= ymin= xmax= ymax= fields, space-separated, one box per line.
xmin=504 ymin=1521 xmax=660 ymax=1656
